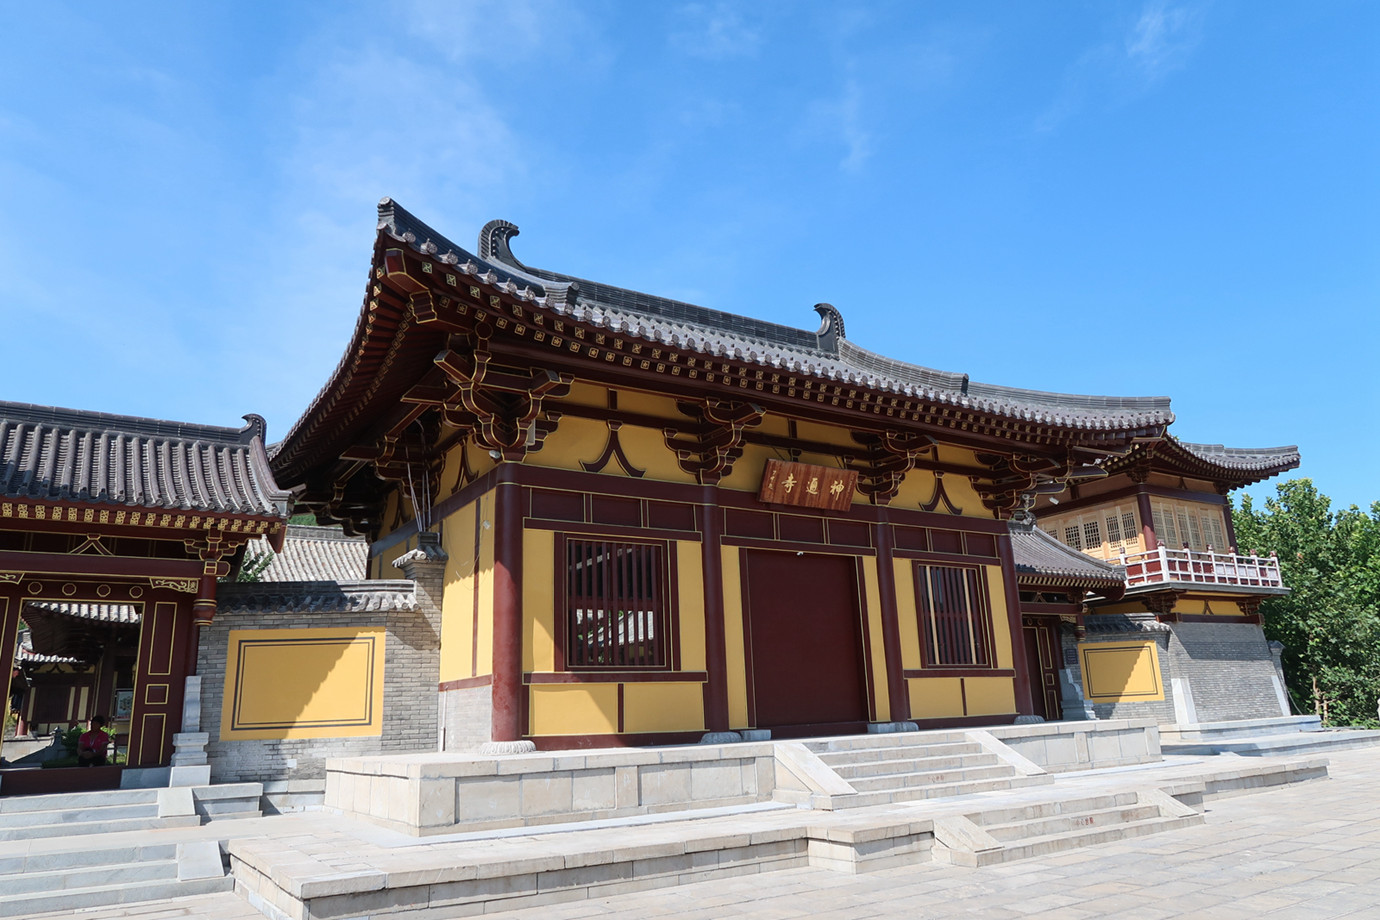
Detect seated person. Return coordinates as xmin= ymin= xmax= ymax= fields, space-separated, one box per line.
xmin=77 ymin=715 xmax=110 ymax=767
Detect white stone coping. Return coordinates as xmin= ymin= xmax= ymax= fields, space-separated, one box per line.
xmin=326 ymin=740 xmax=779 ymax=779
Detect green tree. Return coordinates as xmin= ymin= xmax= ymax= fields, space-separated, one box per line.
xmin=1233 ymin=480 xmax=1380 ymax=727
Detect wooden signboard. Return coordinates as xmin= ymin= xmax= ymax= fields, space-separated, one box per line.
xmin=759 ymin=460 xmax=858 ymax=512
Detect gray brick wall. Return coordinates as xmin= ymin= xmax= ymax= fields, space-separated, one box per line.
xmin=1060 ymin=616 xmax=1288 ymax=726
xmin=440 ymin=684 xmax=494 ymax=752
xmin=201 ymin=558 xmax=443 ymax=783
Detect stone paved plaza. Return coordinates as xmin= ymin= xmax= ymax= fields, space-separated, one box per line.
xmin=22 ymin=747 xmax=1380 ymax=920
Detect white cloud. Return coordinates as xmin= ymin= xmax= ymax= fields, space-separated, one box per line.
xmin=1125 ymin=1 xmax=1206 ymax=81
xmin=806 ymin=77 xmax=874 ymax=174
xmin=670 ymin=3 xmax=762 ymax=59
xmin=1037 ymin=1 xmax=1207 ymax=132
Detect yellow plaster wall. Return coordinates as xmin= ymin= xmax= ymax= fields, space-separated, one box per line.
xmin=616 ymin=425 xmax=698 ymax=484
xmin=529 ymin=684 xmax=618 ymax=735
xmin=1079 ymin=641 xmax=1165 ymax=702
xmin=220 ymin=627 xmax=386 ymax=740
xmin=438 ymin=493 xmax=496 ymax=682
xmin=623 ymin=682 xmax=705 ymax=733
xmin=523 ymin=529 xmax=557 ymax=672
xmin=717 ymin=443 xmax=776 ymax=493
xmin=985 ymin=565 xmax=1013 ymax=670
xmin=908 ymin=677 xmax=964 ymax=719
xmin=720 ymin=547 xmax=750 ymax=728
xmin=861 ymin=557 xmax=889 ymax=722
xmin=893 ymin=558 xmax=922 ymax=670
xmin=523 ymin=416 xmax=611 ymax=474
xmin=963 ymin=677 xmax=1017 ymax=716
xmin=676 ymin=541 xmax=707 ymax=672
xmin=1171 ymin=597 xmax=1241 ymax=617
xmin=794 ymin=419 xmax=856 ymax=449
xmin=372 ymin=534 xmax=413 ymax=582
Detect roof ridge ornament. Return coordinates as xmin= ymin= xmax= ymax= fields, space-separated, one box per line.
xmin=239 ymin=414 xmax=268 ymax=444
xmin=813 ymin=303 xmax=846 ymax=352
xmin=479 ymin=219 xmax=523 ymax=267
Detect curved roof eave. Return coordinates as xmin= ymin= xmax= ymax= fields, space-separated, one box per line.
xmin=272 ymin=199 xmax=1178 ymax=483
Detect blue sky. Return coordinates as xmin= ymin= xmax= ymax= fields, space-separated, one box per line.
xmin=1 ymin=1 xmax=1375 ymax=510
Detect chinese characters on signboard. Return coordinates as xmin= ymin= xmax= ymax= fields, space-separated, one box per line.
xmin=758 ymin=460 xmax=858 ymax=512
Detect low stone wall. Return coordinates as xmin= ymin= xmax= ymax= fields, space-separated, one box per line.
xmin=325 ymin=741 xmax=779 ymax=835
xmin=984 ymin=718 xmax=1161 ymax=772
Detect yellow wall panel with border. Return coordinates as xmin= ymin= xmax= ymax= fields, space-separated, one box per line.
xmin=908 ymin=677 xmax=964 ymax=718
xmin=861 ymin=557 xmax=889 ymax=722
xmin=523 ymin=529 xmax=557 ymax=672
xmin=529 ymin=684 xmax=618 ymax=735
xmin=439 ymin=498 xmax=482 ymax=683
xmin=963 ymin=676 xmax=1016 ymax=716
xmin=1079 ymin=641 xmax=1165 ymax=702
xmin=721 ymin=547 xmax=750 ymax=728
xmin=985 ymin=565 xmax=1013 ymax=669
xmin=893 ymin=557 xmax=921 ymax=670
xmin=676 ymin=541 xmax=707 ymax=672
xmin=623 ymin=682 xmax=705 ymax=733
xmin=221 ymin=628 xmax=386 ymax=740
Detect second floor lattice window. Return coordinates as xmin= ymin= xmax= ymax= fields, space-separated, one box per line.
xmin=566 ymin=539 xmax=668 ymax=668
xmin=915 ymin=564 xmax=990 ymax=667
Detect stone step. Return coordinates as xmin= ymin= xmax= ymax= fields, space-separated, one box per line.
xmin=0 ymin=800 xmax=158 ymax=830
xmin=804 ymin=732 xmax=971 ymax=754
xmin=966 ymin=792 xmax=1139 ymax=828
xmin=0 ymin=813 xmax=199 ymax=843
xmin=194 ymin=783 xmax=264 ymax=821
xmin=846 ymin=764 xmax=1017 ymax=794
xmin=0 ymin=874 xmax=234 ymax=918
xmin=831 ymin=752 xmax=1000 ymax=779
xmin=0 ymin=857 xmax=178 ymax=895
xmin=813 ymin=740 xmax=985 ymax=765
xmin=941 ymin=814 xmax=1204 ymax=867
xmin=831 ymin=774 xmax=1050 ymax=810
xmin=0 ymin=843 xmax=179 ymax=877
xmin=0 ymin=788 xmax=159 ymax=814
xmin=981 ymin=804 xmax=1164 ymax=843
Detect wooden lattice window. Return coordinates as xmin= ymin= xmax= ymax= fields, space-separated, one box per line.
xmin=915 ymin=564 xmax=990 ymax=667
xmin=1151 ymin=499 xmax=1230 ymax=552
xmin=565 ymin=539 xmax=669 ymax=668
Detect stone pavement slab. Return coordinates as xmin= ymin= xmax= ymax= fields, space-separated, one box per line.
xmin=13 ymin=748 xmax=1378 ymax=919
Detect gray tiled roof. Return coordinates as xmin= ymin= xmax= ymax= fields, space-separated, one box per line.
xmin=1175 ymin=440 xmax=1301 ymax=471
xmin=14 ymin=629 xmax=81 ymax=665
xmin=0 ymin=402 xmax=290 ymax=517
xmin=376 ymin=201 xmax=1175 ymax=433
xmin=1084 ymin=612 xmax=1171 ymax=634
xmin=217 ymin=580 xmax=416 ymax=614
xmin=23 ymin=602 xmax=141 ymax=625
xmin=1010 ymin=520 xmax=1125 ymax=589
xmin=246 ymin=525 xmax=368 ymax=582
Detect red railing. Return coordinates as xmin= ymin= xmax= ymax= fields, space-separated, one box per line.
xmin=1120 ymin=546 xmax=1284 ymax=590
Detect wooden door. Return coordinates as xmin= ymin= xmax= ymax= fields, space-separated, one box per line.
xmin=742 ymin=550 xmax=869 ymax=730
xmin=1022 ymin=616 xmax=1063 ymax=721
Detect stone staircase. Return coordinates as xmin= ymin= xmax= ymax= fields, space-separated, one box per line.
xmin=0 ymin=784 xmax=262 ymax=916
xmin=931 ymin=788 xmax=1204 ymax=867
xmin=801 ymin=731 xmax=1053 ymax=808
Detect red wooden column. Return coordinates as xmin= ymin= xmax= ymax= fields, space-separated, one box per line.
xmin=1136 ymin=486 xmax=1158 ymax=550
xmin=699 ymin=491 xmax=730 ymax=733
xmin=872 ymin=512 xmax=910 ymax=722
xmin=997 ymin=533 xmax=1037 ymax=717
xmin=0 ymin=589 xmax=22 ymax=760
xmin=490 ymin=470 xmax=525 ymax=743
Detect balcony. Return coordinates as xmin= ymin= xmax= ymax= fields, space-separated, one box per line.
xmin=1119 ymin=546 xmax=1285 ymax=591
